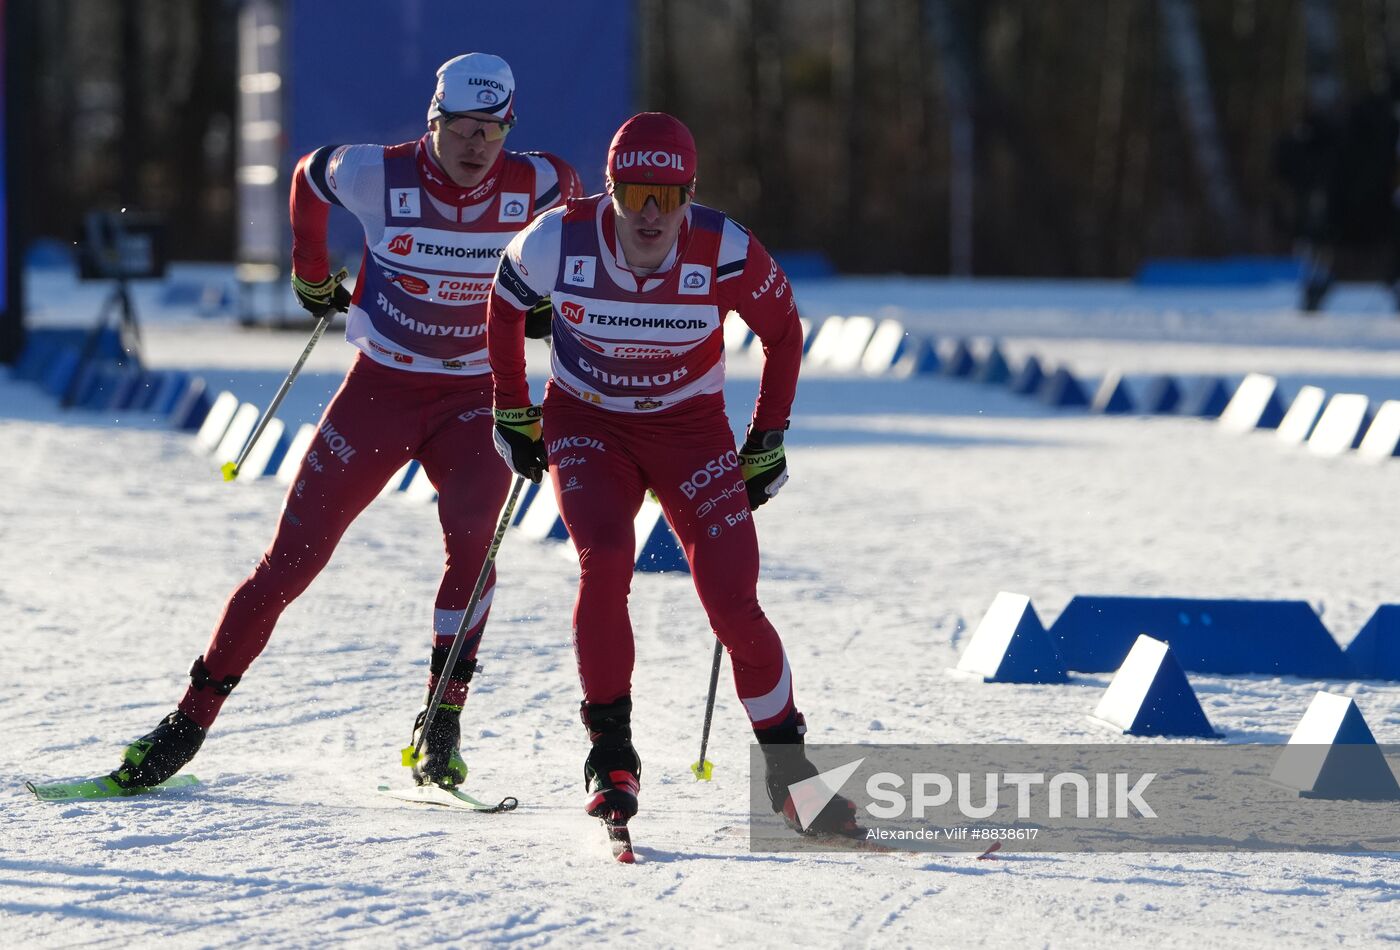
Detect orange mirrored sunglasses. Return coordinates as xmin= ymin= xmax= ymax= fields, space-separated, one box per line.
xmin=438 ymin=109 xmax=514 ymax=142
xmin=611 ymin=180 xmax=692 ymax=214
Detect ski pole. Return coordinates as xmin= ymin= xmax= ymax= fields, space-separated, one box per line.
xmin=221 ymin=308 xmax=334 ymax=482
xmin=690 ymin=637 xmax=724 ymax=780
xmin=403 ymin=474 xmax=527 ymax=770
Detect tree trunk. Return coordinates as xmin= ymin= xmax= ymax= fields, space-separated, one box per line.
xmin=1091 ymin=1 xmax=1131 ymax=273
xmin=638 ymin=0 xmax=677 ymax=113
xmin=834 ymin=0 xmax=867 ymax=268
xmin=925 ymin=0 xmax=974 ymax=276
xmin=1301 ymin=0 xmax=1342 ymax=109
xmin=121 ymin=0 xmax=144 ymax=206
xmin=1157 ymin=0 xmax=1246 ymax=247
xmin=743 ymin=0 xmax=790 ymax=239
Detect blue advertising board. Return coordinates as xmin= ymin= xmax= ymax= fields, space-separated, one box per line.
xmin=0 ymin=0 xmax=6 ymax=316
xmin=286 ymin=1 xmax=633 ymax=262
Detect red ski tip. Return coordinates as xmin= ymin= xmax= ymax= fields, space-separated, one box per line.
xmin=977 ymin=840 xmax=1003 ymax=860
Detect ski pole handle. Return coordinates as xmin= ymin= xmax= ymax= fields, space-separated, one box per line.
xmin=222 ymin=309 xmax=334 ymax=482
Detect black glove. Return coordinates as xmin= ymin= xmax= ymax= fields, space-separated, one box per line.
xmin=739 ymin=426 xmax=789 ymax=509
xmin=524 ymin=297 xmax=554 ymax=340
xmin=291 ymin=267 xmax=351 ymax=316
xmin=493 ymin=406 xmax=548 ymax=483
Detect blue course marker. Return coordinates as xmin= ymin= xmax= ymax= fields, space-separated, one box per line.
xmin=1009 ymin=355 xmax=1045 ymax=395
xmin=1139 ymin=375 xmax=1182 ymax=414
xmin=1050 ymin=596 xmax=1353 ymax=677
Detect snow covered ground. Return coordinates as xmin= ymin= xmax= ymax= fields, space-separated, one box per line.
xmin=4 ymin=271 xmax=1399 ymax=947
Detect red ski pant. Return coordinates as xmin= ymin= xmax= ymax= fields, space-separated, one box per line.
xmin=179 ymin=354 xmax=509 ymax=728
xmin=542 ymin=389 xmax=796 ymax=731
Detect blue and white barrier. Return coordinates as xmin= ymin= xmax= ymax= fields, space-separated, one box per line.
xmin=1346 ymin=606 xmax=1400 ymax=680
xmin=1276 ymin=386 xmax=1327 ymax=445
xmin=1049 ymin=595 xmax=1353 ymax=677
xmin=517 ymin=474 xmax=568 ymax=541
xmin=1219 ymin=373 xmax=1285 ymax=432
xmin=890 ymin=336 xmax=939 ymax=378
xmin=1090 ymin=371 xmax=1134 ymax=414
xmin=151 ymin=372 xmax=192 ymax=416
xmin=860 ymin=320 xmax=908 ymax=375
xmin=13 ymin=335 xmax=60 ymax=381
xmin=1307 ymin=393 xmax=1372 ymax=457
xmin=633 ymin=498 xmax=689 ymax=573
xmin=825 ymin=315 xmax=877 ymax=372
xmin=1180 ymin=376 xmax=1233 ymax=418
xmin=1090 ymin=635 xmax=1220 ymax=738
xmin=510 ymin=478 xmax=542 ymax=525
xmin=194 ymin=392 xmax=240 ymax=454
xmin=1357 ymin=401 xmax=1400 ymax=461
xmin=1039 ymin=366 xmax=1089 ymax=408
xmin=940 ymin=339 xmax=976 ymax=379
xmin=238 ymin=417 xmax=290 ymax=479
xmin=106 ymin=368 xmax=147 ymax=412
xmin=517 ymin=479 xmax=689 ymax=573
xmin=1269 ymin=692 xmax=1400 ymax=800
xmin=1009 ymin=355 xmax=1045 ymax=395
xmin=722 ymin=317 xmax=753 ymax=356
xmin=169 ymin=378 xmax=213 ymax=431
xmin=69 ymin=363 xmax=108 ymax=408
xmin=129 ymin=371 xmax=165 ymax=412
xmin=803 ymin=316 xmax=847 ymax=368
xmin=277 ymin=424 xmax=317 ymax=483
xmin=212 ymin=402 xmax=261 ymax=466
xmin=972 ymin=343 xmax=1011 ymax=385
xmin=952 ymin=591 xmax=1069 ymax=684
xmin=1140 ymin=375 xmax=1181 ymax=414
xmin=41 ymin=349 xmax=82 ymax=400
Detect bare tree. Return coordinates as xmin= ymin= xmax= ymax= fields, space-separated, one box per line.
xmin=1301 ymin=0 xmax=1342 ymax=109
xmin=925 ymin=0 xmax=974 ymax=275
xmin=742 ymin=0 xmax=791 ymax=238
xmin=1362 ymin=0 xmax=1393 ymax=91
xmin=833 ymin=0 xmax=867 ymax=267
xmin=1157 ymin=0 xmax=1246 ymax=247
xmin=638 ymin=0 xmax=678 ymax=113
xmin=1090 ymin=1 xmax=1131 ymax=273
xmin=120 ymin=0 xmax=144 ymax=205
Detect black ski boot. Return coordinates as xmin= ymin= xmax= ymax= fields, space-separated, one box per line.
xmin=755 ymin=711 xmax=860 ymax=836
xmin=110 ymin=656 xmax=237 ymax=789
xmin=581 ymin=697 xmax=641 ymax=820
xmin=409 ymin=648 xmax=475 ymax=788
xmin=111 ymin=711 xmax=206 ymax=789
xmin=410 ymin=703 xmax=468 ymax=788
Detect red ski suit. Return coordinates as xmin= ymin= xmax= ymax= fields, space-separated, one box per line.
xmin=179 ymin=139 xmax=580 ymax=728
xmin=488 ymin=195 xmax=803 ymax=730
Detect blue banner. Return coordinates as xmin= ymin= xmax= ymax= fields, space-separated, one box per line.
xmin=287 ymin=0 xmax=633 ymax=262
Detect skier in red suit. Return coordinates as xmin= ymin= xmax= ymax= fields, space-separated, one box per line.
xmin=109 ymin=53 xmax=581 ymax=792
xmin=487 ymin=112 xmax=856 ymax=835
